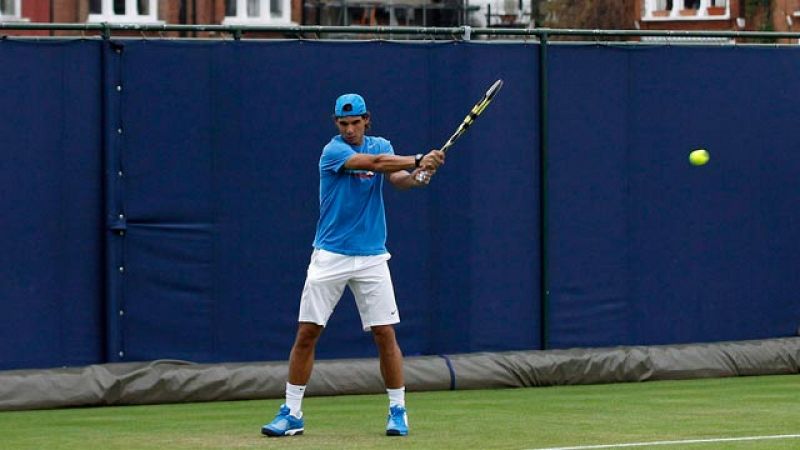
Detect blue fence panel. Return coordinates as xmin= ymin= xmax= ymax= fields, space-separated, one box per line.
xmin=427 ymin=43 xmax=540 ymax=353
xmin=3 ymin=39 xmax=798 ymax=371
xmin=547 ymin=45 xmax=800 ymax=347
xmin=112 ymin=41 xmax=541 ymax=363
xmin=0 ymin=40 xmax=104 ymax=370
xmin=546 ymin=45 xmax=633 ymax=348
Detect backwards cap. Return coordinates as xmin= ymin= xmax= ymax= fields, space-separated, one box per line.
xmin=334 ymin=93 xmax=367 ymax=117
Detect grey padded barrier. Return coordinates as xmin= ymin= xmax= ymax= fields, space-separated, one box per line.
xmin=1 ymin=338 xmax=797 ymax=411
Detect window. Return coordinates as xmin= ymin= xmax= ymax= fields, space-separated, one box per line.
xmin=643 ymin=0 xmax=729 ymax=20
xmin=88 ymin=0 xmax=162 ymax=24
xmin=224 ymin=0 xmax=293 ymax=25
xmin=0 ymin=0 xmax=26 ymax=22
xmin=651 ymin=0 xmax=673 ymax=16
xmin=707 ymin=0 xmax=727 ymax=15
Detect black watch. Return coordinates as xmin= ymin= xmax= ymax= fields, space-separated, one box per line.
xmin=414 ymin=153 xmax=424 ymax=168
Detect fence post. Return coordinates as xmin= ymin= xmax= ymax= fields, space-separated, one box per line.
xmin=538 ymin=31 xmax=549 ymax=350
xmin=101 ymin=22 xmax=111 ymax=40
xmin=102 ymin=40 xmax=127 ymax=362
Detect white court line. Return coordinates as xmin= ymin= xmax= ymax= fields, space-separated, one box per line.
xmin=525 ymin=434 xmax=800 ymax=450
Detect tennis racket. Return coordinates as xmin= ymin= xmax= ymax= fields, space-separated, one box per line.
xmin=416 ymin=79 xmax=504 ymax=183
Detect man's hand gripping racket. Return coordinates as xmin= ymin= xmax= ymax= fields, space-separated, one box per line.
xmin=416 ymin=79 xmax=504 ymax=184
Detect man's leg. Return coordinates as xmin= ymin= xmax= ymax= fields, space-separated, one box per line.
xmin=288 ymin=322 xmax=324 ymax=386
xmin=349 ymin=258 xmax=406 ymax=435
xmin=262 ymin=322 xmax=323 ymax=437
xmin=284 ymin=249 xmax=344 ymax=416
xmin=263 ymin=248 xmax=347 ymax=437
xmin=372 ymin=324 xmax=404 ymax=389
xmin=372 ymin=324 xmax=408 ymax=436
xmin=285 ymin=322 xmax=323 ymax=416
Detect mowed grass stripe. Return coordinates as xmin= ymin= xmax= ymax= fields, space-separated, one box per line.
xmin=527 ymin=434 xmax=800 ymax=450
xmin=0 ymin=374 xmax=797 ymax=449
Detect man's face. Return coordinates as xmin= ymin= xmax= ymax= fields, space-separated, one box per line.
xmin=335 ymin=115 xmax=369 ymax=146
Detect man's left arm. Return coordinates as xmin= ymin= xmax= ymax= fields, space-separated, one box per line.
xmin=388 ymin=168 xmax=434 ymax=190
xmin=387 ymin=149 xmax=443 ymax=190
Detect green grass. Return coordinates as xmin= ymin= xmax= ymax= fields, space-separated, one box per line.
xmin=1 ymin=375 xmax=798 ymax=449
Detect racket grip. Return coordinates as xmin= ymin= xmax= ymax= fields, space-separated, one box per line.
xmin=415 ymin=170 xmax=431 ymax=184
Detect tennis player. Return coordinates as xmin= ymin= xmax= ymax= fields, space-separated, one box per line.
xmin=261 ymin=93 xmax=444 ymax=437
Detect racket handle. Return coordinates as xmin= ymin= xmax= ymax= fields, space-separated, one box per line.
xmin=415 ymin=170 xmax=431 ymax=184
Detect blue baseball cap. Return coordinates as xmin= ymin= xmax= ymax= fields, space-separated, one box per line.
xmin=334 ymin=93 xmax=367 ymax=117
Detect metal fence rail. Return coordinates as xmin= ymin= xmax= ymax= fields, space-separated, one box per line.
xmin=3 ymin=23 xmax=800 ymax=40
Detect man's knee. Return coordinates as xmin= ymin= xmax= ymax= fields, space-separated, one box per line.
xmin=371 ymin=324 xmax=395 ymax=336
xmin=294 ymin=323 xmax=323 ymax=349
xmin=371 ymin=325 xmax=399 ymax=348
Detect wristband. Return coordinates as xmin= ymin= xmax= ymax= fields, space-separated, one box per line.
xmin=414 ymin=154 xmax=424 ymax=168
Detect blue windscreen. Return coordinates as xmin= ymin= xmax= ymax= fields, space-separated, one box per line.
xmin=110 ymin=41 xmax=540 ymax=363
xmin=0 ymin=40 xmax=104 ymax=370
xmin=2 ymin=39 xmax=798 ymax=371
xmin=547 ymin=45 xmax=800 ymax=347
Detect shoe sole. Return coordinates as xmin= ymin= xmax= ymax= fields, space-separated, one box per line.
xmin=386 ymin=429 xmax=408 ymax=436
xmin=262 ymin=428 xmax=304 ymax=437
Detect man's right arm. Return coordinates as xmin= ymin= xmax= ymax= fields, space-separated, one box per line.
xmin=344 ymin=153 xmax=416 ymax=173
xmin=345 ymin=150 xmax=444 ymax=174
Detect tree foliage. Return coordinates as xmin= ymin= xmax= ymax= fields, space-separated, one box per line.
xmin=538 ymin=0 xmax=635 ymax=39
xmin=745 ymin=0 xmax=773 ymax=31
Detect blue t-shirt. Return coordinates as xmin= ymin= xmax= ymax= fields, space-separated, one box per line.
xmin=312 ymin=135 xmax=394 ymax=255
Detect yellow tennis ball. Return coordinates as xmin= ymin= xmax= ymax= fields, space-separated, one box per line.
xmin=689 ymin=149 xmax=710 ymax=166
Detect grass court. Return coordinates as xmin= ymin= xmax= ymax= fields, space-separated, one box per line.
xmin=2 ymin=374 xmax=797 ymax=449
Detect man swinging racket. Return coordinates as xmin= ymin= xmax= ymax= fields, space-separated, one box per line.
xmin=261 ymin=93 xmax=445 ymax=437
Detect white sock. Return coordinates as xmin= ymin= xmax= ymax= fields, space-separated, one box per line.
xmin=285 ymin=382 xmax=306 ymax=417
xmin=387 ymin=386 xmax=406 ymax=408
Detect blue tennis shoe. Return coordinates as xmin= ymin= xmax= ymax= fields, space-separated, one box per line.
xmin=261 ymin=404 xmax=304 ymax=437
xmin=385 ymin=405 xmax=408 ymax=436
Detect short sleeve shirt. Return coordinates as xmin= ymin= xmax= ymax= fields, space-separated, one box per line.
xmin=312 ymin=135 xmax=394 ymax=255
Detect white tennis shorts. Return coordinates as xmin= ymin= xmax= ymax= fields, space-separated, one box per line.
xmin=298 ymin=248 xmax=400 ymax=332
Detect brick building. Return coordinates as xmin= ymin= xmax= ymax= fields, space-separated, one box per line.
xmin=635 ymin=0 xmax=800 ymax=43
xmin=1 ymin=0 xmax=300 ymax=36
xmin=3 ymin=0 xmax=800 ymax=38
xmin=636 ymin=0 xmax=740 ymax=32
xmin=0 ymin=0 xmax=470 ymax=36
